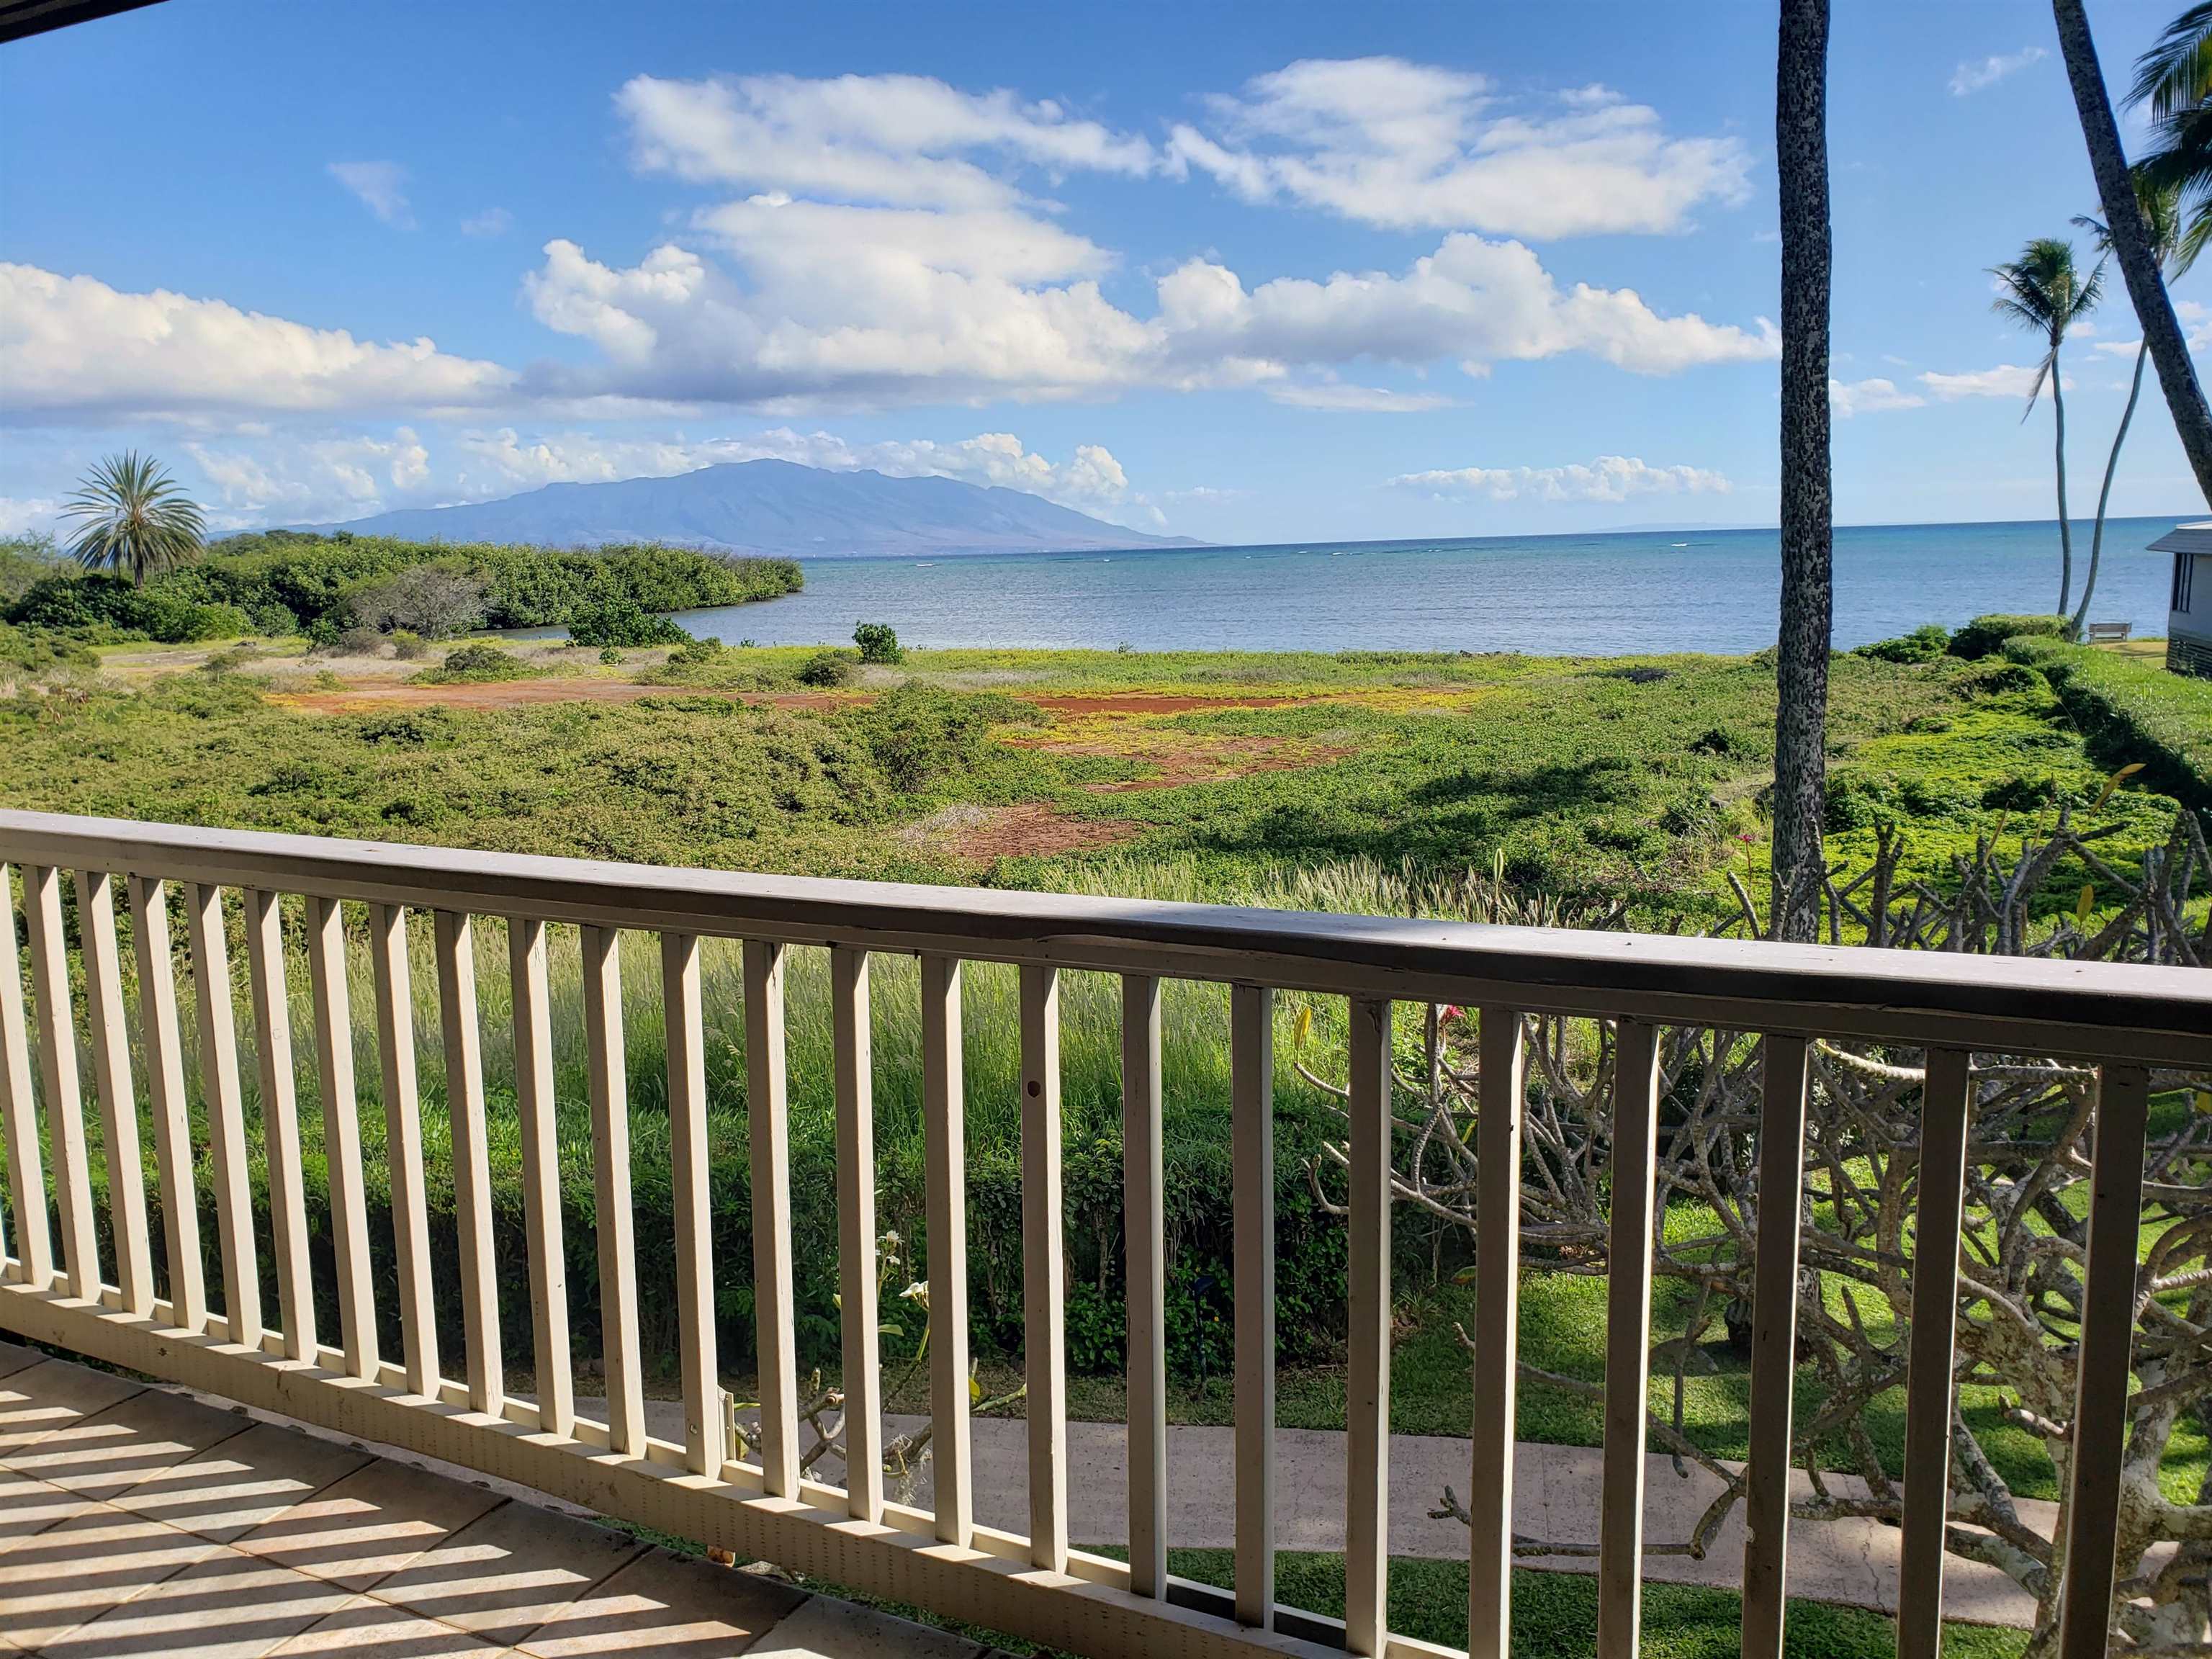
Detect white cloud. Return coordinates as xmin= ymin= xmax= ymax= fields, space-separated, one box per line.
xmin=1919 ymin=363 xmax=2072 ymax=400
xmin=1267 ymin=380 xmax=1452 ymax=412
xmin=460 ymin=207 xmax=513 ymax=238
xmin=184 ymin=428 xmax=431 ymax=526
xmin=1949 ymin=48 xmax=2046 ymax=96
xmin=523 ymin=224 xmax=1775 ymax=410
xmin=1829 ymin=376 xmax=1925 ymax=416
xmin=1389 ymin=454 xmax=1731 ymax=504
xmin=1167 ymin=60 xmax=1750 ymax=237
xmin=616 ymin=72 xmax=1154 ymax=211
xmin=0 ymin=263 xmax=516 ymax=421
xmin=0 ymin=498 xmax=60 ymax=536
xmin=328 ymin=161 xmax=414 ymax=228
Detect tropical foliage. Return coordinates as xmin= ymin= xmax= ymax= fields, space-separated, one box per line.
xmin=59 ymin=451 xmax=205 ymax=585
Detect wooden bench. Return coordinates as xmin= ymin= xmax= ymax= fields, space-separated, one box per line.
xmin=2087 ymin=621 xmax=2131 ymax=643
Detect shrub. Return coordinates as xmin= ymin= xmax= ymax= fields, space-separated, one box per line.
xmin=850 ymin=681 xmax=1039 ymax=790
xmin=6 ymin=572 xmax=247 ymax=643
xmin=330 ymin=626 xmax=385 ymax=657
xmin=853 ymin=621 xmax=904 ymax=663
xmin=388 ymin=630 xmax=426 ymax=660
xmin=0 ymin=534 xmax=60 ymax=605
xmin=344 ymin=562 xmax=489 ymax=640
xmin=2006 ymin=637 xmax=2212 ymax=810
xmin=418 ymin=642 xmax=528 ymax=683
xmin=797 ymin=649 xmax=858 ymax=688
xmin=1948 ymin=613 xmax=2068 ymax=660
xmin=567 ymin=593 xmax=691 ymax=648
xmin=1854 ymin=623 xmax=1951 ymax=664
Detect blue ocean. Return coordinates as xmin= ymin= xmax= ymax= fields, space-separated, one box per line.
xmin=673 ymin=516 xmax=2191 ymax=656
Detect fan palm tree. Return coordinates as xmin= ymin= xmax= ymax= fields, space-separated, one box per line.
xmin=60 ymin=452 xmax=204 ymax=585
xmin=1990 ymin=238 xmax=2102 ymax=615
xmin=1771 ymin=0 xmax=1831 ymax=948
xmin=2072 ymin=176 xmax=2202 ymax=637
xmin=2051 ymin=0 xmax=2212 ymax=512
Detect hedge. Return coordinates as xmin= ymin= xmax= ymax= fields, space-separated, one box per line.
xmin=1948 ymin=613 xmax=2069 ymax=661
xmin=2003 ymin=637 xmax=2212 ymax=812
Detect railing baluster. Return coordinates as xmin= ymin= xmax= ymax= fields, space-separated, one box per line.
xmin=1020 ymin=963 xmax=1066 ymax=1571
xmin=372 ymin=902 xmax=439 ymax=1395
xmin=128 ymin=877 xmax=201 ymax=1331
xmin=1598 ymin=1015 xmax=1662 ymax=1659
xmin=0 ymin=865 xmax=51 ymax=1290
xmin=2056 ymin=1061 xmax=2151 ymax=1659
xmin=745 ymin=939 xmax=799 ymax=1497
xmin=25 ymin=865 xmax=96 ymax=1299
xmin=662 ymin=931 xmax=721 ymax=1477
xmin=832 ymin=943 xmax=883 ymax=1521
xmin=246 ymin=889 xmax=316 ymax=1360
xmin=1231 ymin=982 xmax=1275 ymax=1629
xmin=307 ymin=895 xmax=377 ymax=1380
xmin=583 ymin=922 xmax=644 ymax=1454
xmin=1123 ymin=972 xmax=1166 ymax=1601
xmin=189 ymin=883 xmax=261 ymax=1349
xmin=1896 ymin=1046 xmax=1971 ymax=1659
xmin=509 ymin=916 xmax=572 ymax=1438
xmin=76 ymin=871 xmax=153 ymax=1316
xmin=1742 ymin=1034 xmax=1810 ymax=1659
xmin=435 ymin=910 xmax=502 ymax=1416
xmin=1344 ymin=996 xmax=1392 ymax=1658
xmin=922 ymin=953 xmax=971 ymax=1546
xmin=1469 ymin=1007 xmax=1526 ymax=1659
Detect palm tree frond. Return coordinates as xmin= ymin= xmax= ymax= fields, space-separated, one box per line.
xmin=2131 ymin=1 xmax=2212 ymax=119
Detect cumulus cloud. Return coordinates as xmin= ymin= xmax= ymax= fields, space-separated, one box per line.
xmin=1829 ymin=376 xmax=1925 ymax=416
xmin=522 ymin=224 xmax=1776 ymax=410
xmin=1919 ymin=363 xmax=2071 ymax=400
xmin=1389 ymin=455 xmax=1731 ymax=504
xmin=328 ymin=161 xmax=415 ymax=228
xmin=0 ymin=498 xmax=61 ymax=536
xmin=1167 ymin=60 xmax=1750 ymax=237
xmin=184 ymin=428 xmax=431 ymax=526
xmin=616 ymin=71 xmax=1154 ymax=210
xmin=1949 ymin=48 xmax=2046 ymax=96
xmin=0 ymin=263 xmax=515 ymax=421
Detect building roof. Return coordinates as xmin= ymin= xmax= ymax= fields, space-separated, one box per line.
xmin=2149 ymin=522 xmax=2212 ymax=555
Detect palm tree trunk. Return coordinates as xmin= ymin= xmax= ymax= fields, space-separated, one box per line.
xmin=2077 ymin=340 xmax=2149 ymax=637
xmin=1773 ymin=0 xmax=1832 ymax=945
xmin=2053 ymin=0 xmax=2212 ymax=509
xmin=2052 ymin=333 xmax=2074 ymax=616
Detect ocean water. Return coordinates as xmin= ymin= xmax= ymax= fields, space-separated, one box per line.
xmin=675 ymin=516 xmax=2190 ymax=656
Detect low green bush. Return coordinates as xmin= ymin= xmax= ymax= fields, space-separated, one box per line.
xmin=1854 ymin=622 xmax=1951 ymax=664
xmin=7 ymin=572 xmax=249 ymax=643
xmin=1948 ymin=613 xmax=2068 ymax=660
xmin=850 ymin=681 xmax=1044 ymax=790
xmin=853 ymin=621 xmax=904 ymax=663
xmin=797 ymin=649 xmax=858 ymax=688
xmin=417 ymin=642 xmax=528 ymax=683
xmin=567 ymin=594 xmax=691 ymax=648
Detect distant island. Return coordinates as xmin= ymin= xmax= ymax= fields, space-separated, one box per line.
xmin=324 ymin=459 xmax=1205 ymax=559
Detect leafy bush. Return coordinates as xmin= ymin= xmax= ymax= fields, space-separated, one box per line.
xmin=1948 ymin=613 xmax=2068 ymax=660
xmin=797 ymin=649 xmax=858 ymax=688
xmin=388 ymin=630 xmax=426 ymax=660
xmin=417 ymin=642 xmax=528 ymax=683
xmin=328 ymin=626 xmax=385 ymax=657
xmin=853 ymin=621 xmax=903 ymax=663
xmin=567 ymin=593 xmax=691 ymax=648
xmin=6 ymin=572 xmax=248 ymax=643
xmin=0 ymin=534 xmax=60 ymax=605
xmin=1854 ymin=623 xmax=1951 ymax=664
xmin=0 ymin=619 xmax=94 ymax=677
xmin=850 ymin=681 xmax=1042 ymax=790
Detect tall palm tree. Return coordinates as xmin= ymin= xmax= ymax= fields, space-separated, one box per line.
xmin=2052 ymin=0 xmax=2212 ymax=511
xmin=60 ymin=453 xmax=204 ymax=586
xmin=1771 ymin=0 xmax=1831 ymax=948
xmin=2072 ymin=176 xmax=2203 ymax=636
xmin=1990 ymin=239 xmax=2102 ymax=616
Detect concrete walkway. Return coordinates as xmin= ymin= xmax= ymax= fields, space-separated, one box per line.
xmin=0 ymin=1341 xmax=1002 ymax=1659
xmin=590 ymin=1398 xmax=2046 ymax=1629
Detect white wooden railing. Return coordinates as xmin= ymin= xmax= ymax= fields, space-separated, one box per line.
xmin=0 ymin=810 xmax=2204 ymax=1659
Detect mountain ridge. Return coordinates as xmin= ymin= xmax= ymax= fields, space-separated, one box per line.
xmin=325 ymin=459 xmax=1205 ymax=557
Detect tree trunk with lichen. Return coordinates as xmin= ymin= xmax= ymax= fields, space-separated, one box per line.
xmin=1772 ymin=0 xmax=1833 ymax=943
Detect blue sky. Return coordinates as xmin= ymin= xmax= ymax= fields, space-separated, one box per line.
xmin=4 ymin=0 xmax=2208 ymax=544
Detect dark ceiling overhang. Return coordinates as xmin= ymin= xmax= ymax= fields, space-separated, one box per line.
xmin=0 ymin=0 xmax=166 ymax=45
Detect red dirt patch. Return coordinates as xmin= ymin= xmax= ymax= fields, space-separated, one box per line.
xmin=900 ymin=803 xmax=1142 ymax=863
